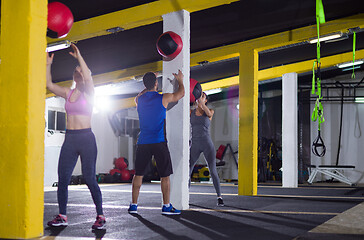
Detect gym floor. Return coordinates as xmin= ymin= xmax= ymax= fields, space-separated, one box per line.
xmin=38 ymin=182 xmax=364 ymax=240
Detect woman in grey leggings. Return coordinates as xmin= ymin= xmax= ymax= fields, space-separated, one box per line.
xmin=190 ymin=92 xmax=224 ymax=206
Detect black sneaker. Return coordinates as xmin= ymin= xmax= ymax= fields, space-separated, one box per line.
xmin=217 ymin=198 xmax=224 ymax=206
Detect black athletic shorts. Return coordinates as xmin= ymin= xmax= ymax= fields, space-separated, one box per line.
xmin=135 ymin=142 xmax=173 ymax=177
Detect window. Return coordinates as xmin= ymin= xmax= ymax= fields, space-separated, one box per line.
xmin=48 ymin=110 xmax=55 ymax=130
xmin=109 ymin=112 xmax=139 ymax=137
xmin=56 ymin=112 xmax=66 ymax=131
xmin=48 ymin=110 xmax=66 ymax=132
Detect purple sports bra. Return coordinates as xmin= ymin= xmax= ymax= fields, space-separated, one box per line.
xmin=65 ymin=89 xmax=93 ymax=116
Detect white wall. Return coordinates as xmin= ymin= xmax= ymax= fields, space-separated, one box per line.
xmin=310 ymin=72 xmax=364 ymax=184
xmin=311 ymin=95 xmax=364 ymax=184
xmin=44 ymin=97 xmax=65 ymax=186
xmin=86 ymin=111 xmax=120 ymax=174
xmin=44 ymin=146 xmax=62 ymax=186
xmin=209 ymin=98 xmax=239 ymax=180
xmin=119 ymin=136 xmax=135 ymax=169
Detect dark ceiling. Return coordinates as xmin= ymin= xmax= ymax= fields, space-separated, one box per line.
xmin=44 ymin=0 xmax=364 ymax=94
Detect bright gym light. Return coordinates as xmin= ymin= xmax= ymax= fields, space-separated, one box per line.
xmin=308 ymin=32 xmax=343 ymax=44
xmin=95 ymin=84 xmax=114 ymax=96
xmin=337 ymin=60 xmax=364 ymax=69
xmin=355 ymin=97 xmax=364 ymax=103
xmin=46 ymin=40 xmax=71 ymax=52
xmin=205 ymin=88 xmax=222 ymax=95
xmin=95 ymin=82 xmax=137 ymax=96
xmin=94 ymin=96 xmax=112 ymax=112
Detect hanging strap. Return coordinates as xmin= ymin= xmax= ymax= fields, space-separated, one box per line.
xmin=312 ymin=61 xmax=317 ymax=94
xmin=316 ymin=64 xmax=322 ymax=97
xmin=312 ymin=96 xmax=326 ymax=157
xmin=315 ymin=0 xmax=326 ymax=64
xmin=311 ymin=64 xmax=324 ymax=130
xmin=316 ymin=0 xmax=326 ymax=24
xmin=312 ymin=98 xmax=325 ymax=131
xmin=311 ymin=0 xmax=326 ymax=157
xmin=312 ymin=130 xmax=326 ymax=157
xmin=352 ymin=31 xmax=356 ymax=79
xmin=316 ymin=16 xmax=321 ymax=64
xmin=318 ymin=98 xmax=325 ymax=130
xmin=312 ymin=99 xmax=318 ymax=121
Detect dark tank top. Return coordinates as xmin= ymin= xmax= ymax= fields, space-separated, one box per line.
xmin=191 ymin=109 xmax=211 ymax=140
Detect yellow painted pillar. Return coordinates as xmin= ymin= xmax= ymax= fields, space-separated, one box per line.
xmin=238 ymin=48 xmax=258 ymax=195
xmin=0 ymin=0 xmax=47 ymax=238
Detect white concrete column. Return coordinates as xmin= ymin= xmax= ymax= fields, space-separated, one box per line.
xmin=282 ymin=72 xmax=298 ymax=188
xmin=162 ymin=10 xmax=190 ymax=210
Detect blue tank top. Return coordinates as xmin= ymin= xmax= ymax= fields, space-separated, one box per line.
xmin=137 ymin=91 xmax=167 ymax=144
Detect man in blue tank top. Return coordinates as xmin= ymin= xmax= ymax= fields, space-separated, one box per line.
xmin=128 ymin=70 xmax=185 ymax=215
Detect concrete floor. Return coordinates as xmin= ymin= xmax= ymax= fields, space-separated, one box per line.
xmin=36 ymin=182 xmax=364 ymax=240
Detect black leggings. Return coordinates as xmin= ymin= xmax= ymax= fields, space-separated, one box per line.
xmin=57 ymin=128 xmax=103 ymax=215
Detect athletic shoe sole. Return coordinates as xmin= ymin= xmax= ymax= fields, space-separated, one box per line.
xmin=128 ymin=210 xmax=138 ymax=214
xmin=48 ymin=222 xmax=68 ymax=227
xmin=162 ymin=211 xmax=181 ymax=215
xmin=92 ymin=225 xmax=105 ymax=230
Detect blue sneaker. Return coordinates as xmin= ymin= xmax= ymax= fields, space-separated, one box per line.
xmin=162 ymin=204 xmax=181 ymax=215
xmin=128 ymin=204 xmax=138 ymax=214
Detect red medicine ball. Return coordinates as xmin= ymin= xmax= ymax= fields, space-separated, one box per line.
xmin=156 ymin=31 xmax=183 ymax=60
xmin=110 ymin=168 xmax=122 ymax=176
xmin=190 ymin=78 xmax=202 ymax=103
xmin=115 ymin=157 xmax=127 ymax=170
xmin=47 ymin=2 xmax=74 ymax=39
xmin=120 ymin=169 xmax=131 ymax=181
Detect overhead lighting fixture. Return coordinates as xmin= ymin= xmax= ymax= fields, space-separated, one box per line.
xmin=95 ymin=84 xmax=114 ymax=96
xmin=355 ymin=97 xmax=364 ymax=103
xmin=46 ymin=40 xmax=71 ymax=52
xmin=337 ymin=60 xmax=364 ymax=69
xmin=308 ymin=32 xmax=343 ymax=44
xmin=205 ymin=88 xmax=222 ymax=95
xmin=341 ymin=65 xmax=362 ymax=72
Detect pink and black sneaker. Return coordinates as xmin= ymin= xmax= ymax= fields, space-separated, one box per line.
xmin=92 ymin=216 xmax=106 ymax=230
xmin=47 ymin=214 xmax=68 ymax=227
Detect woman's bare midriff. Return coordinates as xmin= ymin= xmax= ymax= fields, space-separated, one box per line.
xmin=66 ymin=115 xmax=92 ymax=130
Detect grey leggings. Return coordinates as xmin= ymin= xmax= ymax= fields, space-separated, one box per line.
xmin=189 ymin=138 xmax=221 ymax=197
xmin=57 ymin=128 xmax=103 ymax=215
